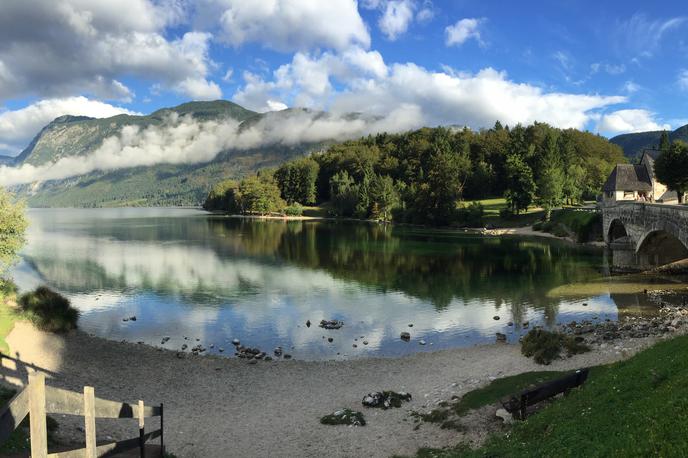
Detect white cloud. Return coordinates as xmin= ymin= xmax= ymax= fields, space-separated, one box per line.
xmin=604 ymin=63 xmax=626 ymax=75
xmin=233 ymin=53 xmax=626 ymax=132
xmin=233 ymin=48 xmax=388 ymax=112
xmin=416 ymin=1 xmax=435 ymax=23
xmin=266 ymin=100 xmax=288 ymax=111
xmin=445 ymin=18 xmax=484 ymax=47
xmin=597 ymin=109 xmax=671 ymax=135
xmin=613 ymin=13 xmax=687 ymax=58
xmin=379 ymin=0 xmax=416 ymax=40
xmin=175 ymin=78 xmax=222 ymax=101
xmin=222 ymin=68 xmax=234 ymax=82
xmin=0 ymin=0 xmax=218 ymax=102
xmin=678 ymin=70 xmax=688 ymax=91
xmin=0 ymin=97 xmax=138 ymax=155
xmin=622 ymin=81 xmax=641 ymax=93
xmin=331 ymin=65 xmax=625 ymax=130
xmin=210 ymin=0 xmax=370 ymax=52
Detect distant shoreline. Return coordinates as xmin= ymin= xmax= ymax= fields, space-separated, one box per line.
xmin=209 ymin=210 xmax=603 ymax=246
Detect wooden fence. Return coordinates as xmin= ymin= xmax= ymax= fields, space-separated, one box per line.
xmin=0 ymin=372 xmax=164 ymax=457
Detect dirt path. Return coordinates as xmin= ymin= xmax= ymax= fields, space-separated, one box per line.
xmin=1 ymin=323 xmax=658 ymax=458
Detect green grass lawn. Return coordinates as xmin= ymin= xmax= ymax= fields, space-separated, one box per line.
xmin=0 ymin=280 xmax=19 ymax=353
xmin=415 ymin=334 xmax=688 ymax=457
xmin=465 ymin=197 xmax=544 ymax=228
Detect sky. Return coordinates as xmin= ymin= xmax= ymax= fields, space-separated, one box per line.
xmin=0 ymin=0 xmax=687 ymax=157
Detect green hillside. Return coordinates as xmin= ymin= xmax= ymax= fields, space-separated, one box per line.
xmin=610 ymin=123 xmax=688 ymax=160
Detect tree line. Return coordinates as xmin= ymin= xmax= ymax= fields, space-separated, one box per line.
xmin=655 ymin=132 xmax=688 ymax=203
xmin=204 ymin=122 xmax=625 ymax=225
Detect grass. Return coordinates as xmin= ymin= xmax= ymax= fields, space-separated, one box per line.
xmin=410 ymin=371 xmax=575 ymax=432
xmin=465 ymin=197 xmax=544 ymax=228
xmin=0 ymin=385 xmax=60 ymax=454
xmin=520 ymin=329 xmax=590 ymax=365
xmin=17 ymin=286 xmax=79 ymax=333
xmin=452 ymin=370 xmax=574 ymax=416
xmin=0 ymin=280 xmax=19 ymax=353
xmin=413 ymin=334 xmax=688 ymax=457
xmin=535 ymin=208 xmax=602 ymax=242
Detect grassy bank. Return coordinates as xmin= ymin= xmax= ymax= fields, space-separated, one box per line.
xmin=467 ymin=198 xmax=544 ymax=228
xmin=534 ymin=208 xmax=602 ymax=242
xmin=416 ymin=334 xmax=688 ymax=457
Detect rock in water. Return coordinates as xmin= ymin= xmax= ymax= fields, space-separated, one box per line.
xmin=418 ymin=340 xmax=426 ymax=345
xmin=493 ymin=316 xmax=500 ymax=321
xmin=319 ymin=319 xmax=344 ymax=330
xmin=400 ymin=332 xmax=411 ymax=341
xmin=232 ymin=338 xmax=240 ymax=346
xmin=496 ymin=332 xmax=507 ymax=342
xmin=306 ymin=320 xmax=311 ymax=327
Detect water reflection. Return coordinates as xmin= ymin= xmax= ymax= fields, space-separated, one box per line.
xmin=11 ymin=208 xmax=661 ymax=360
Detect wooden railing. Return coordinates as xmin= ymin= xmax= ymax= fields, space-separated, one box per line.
xmin=0 ymin=373 xmax=164 ymax=457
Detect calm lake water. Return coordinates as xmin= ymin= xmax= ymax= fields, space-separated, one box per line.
xmin=12 ymin=208 xmax=666 ymax=360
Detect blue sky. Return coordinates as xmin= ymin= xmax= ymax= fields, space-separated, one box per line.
xmin=0 ymin=0 xmax=687 ymax=156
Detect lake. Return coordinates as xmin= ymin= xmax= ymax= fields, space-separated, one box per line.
xmin=12 ymin=208 xmax=666 ymax=360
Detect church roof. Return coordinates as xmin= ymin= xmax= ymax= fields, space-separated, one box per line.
xmin=602 ymin=164 xmax=652 ymax=192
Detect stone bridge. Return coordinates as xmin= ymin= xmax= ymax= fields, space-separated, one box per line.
xmin=602 ymin=202 xmax=688 ymax=271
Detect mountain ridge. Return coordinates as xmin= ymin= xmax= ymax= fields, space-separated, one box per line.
xmin=610 ymin=123 xmax=688 ymax=159
xmin=4 ymin=100 xmax=334 ymax=207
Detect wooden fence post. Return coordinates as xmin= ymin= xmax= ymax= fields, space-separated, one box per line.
xmin=160 ymin=403 xmax=164 ymax=457
xmin=28 ymin=372 xmax=48 ymax=458
xmin=138 ymin=400 xmax=145 ymax=458
xmin=84 ymin=386 xmax=97 ymax=458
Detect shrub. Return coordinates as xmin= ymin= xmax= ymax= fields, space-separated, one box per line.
xmin=458 ymin=202 xmax=484 ymax=228
xmin=499 ymin=208 xmax=514 ymax=219
xmin=521 ymin=329 xmax=590 ymax=365
xmin=18 ymin=287 xmax=79 ymax=333
xmin=283 ymin=203 xmax=304 ymax=217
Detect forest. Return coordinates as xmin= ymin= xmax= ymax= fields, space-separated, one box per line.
xmin=204 ymin=122 xmax=626 ymax=226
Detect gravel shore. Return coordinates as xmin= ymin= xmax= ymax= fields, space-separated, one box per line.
xmin=0 ymin=321 xmax=665 ymax=458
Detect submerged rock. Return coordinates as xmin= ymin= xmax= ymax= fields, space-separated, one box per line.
xmin=232 ymin=338 xmax=240 ymax=346
xmin=400 ymin=332 xmax=411 ymax=341
xmin=496 ymin=333 xmax=507 ymax=342
xmin=319 ymin=319 xmax=344 ymax=330
xmin=362 ymin=391 xmax=412 ymax=409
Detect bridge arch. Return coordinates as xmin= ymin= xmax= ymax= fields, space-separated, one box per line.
xmin=636 ymin=230 xmax=688 ymax=269
xmin=607 ymin=219 xmax=628 ymax=242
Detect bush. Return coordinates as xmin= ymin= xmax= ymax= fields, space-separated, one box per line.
xmin=18 ymin=287 xmax=79 ymax=333
xmin=283 ymin=203 xmax=304 ymax=216
xmin=457 ymin=202 xmax=484 ymax=228
xmin=521 ymin=329 xmax=590 ymax=365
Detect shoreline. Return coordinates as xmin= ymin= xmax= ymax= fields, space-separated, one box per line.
xmin=211 ymin=211 xmax=597 ymax=245
xmin=1 ymin=313 xmax=676 ymax=457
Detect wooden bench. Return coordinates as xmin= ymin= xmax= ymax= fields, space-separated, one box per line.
xmin=502 ymin=368 xmax=589 ymax=419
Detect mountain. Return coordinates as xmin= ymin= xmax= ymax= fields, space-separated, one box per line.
xmin=610 ymin=124 xmax=688 ymax=160
xmin=5 ymin=101 xmax=340 ymax=207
